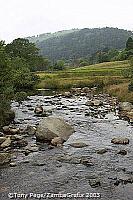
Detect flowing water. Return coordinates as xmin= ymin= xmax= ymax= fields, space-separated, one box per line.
xmin=0 ymin=94 xmax=133 ymax=200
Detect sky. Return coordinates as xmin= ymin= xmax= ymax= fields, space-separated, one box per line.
xmin=0 ymin=0 xmax=132 ymax=43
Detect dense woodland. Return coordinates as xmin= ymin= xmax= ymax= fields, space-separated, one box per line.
xmin=28 ymin=27 xmax=133 ymax=64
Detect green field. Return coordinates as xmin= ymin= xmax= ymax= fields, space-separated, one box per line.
xmin=36 ymin=60 xmax=133 ymax=102
xmin=36 ymin=61 xmax=129 ymax=89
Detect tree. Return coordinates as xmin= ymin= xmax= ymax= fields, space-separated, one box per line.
xmin=53 ymin=60 xmax=65 ymax=70
xmin=0 ymin=40 xmax=40 ymax=129
xmin=5 ymin=38 xmax=43 ymax=71
xmin=126 ymin=37 xmax=133 ymax=50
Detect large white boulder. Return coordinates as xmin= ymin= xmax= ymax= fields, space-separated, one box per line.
xmin=35 ymin=117 xmax=74 ymax=142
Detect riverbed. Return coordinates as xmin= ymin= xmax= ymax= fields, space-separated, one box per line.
xmin=0 ymin=93 xmax=133 ymax=200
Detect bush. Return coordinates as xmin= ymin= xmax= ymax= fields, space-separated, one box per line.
xmin=14 ymin=92 xmax=27 ymax=103
xmin=128 ymin=80 xmax=133 ymax=91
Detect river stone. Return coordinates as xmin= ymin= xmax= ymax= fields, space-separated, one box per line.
xmin=89 ymin=179 xmax=101 ymax=188
xmin=63 ymin=91 xmax=72 ymax=97
xmin=10 ymin=135 xmax=23 ymax=141
xmin=12 ymin=139 xmax=28 ymax=147
xmin=96 ymin=148 xmax=107 ymax=154
xmin=111 ymin=137 xmax=129 ymax=145
xmin=93 ymin=100 xmax=103 ymax=106
xmin=1 ymin=137 xmax=11 ymax=148
xmin=2 ymin=126 xmax=20 ymax=135
xmin=119 ymin=102 xmax=133 ymax=111
xmin=0 ymin=132 xmax=4 ymax=137
xmin=34 ymin=105 xmax=43 ymax=114
xmin=51 ymin=137 xmax=64 ymax=146
xmin=0 ymin=153 xmax=11 ymax=165
xmin=0 ymin=137 xmax=6 ymax=144
xmin=117 ymin=150 xmax=127 ymax=155
xmin=80 ymin=158 xmax=94 ymax=166
xmin=70 ymin=142 xmax=88 ymax=148
xmin=35 ymin=117 xmax=74 ymax=142
xmin=10 ymin=162 xmax=17 ymax=167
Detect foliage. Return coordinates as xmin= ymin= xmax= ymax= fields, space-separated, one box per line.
xmin=5 ymin=38 xmax=49 ymax=71
xmin=30 ymin=27 xmax=132 ymax=62
xmin=0 ymin=39 xmax=40 ymax=129
xmin=53 ymin=60 xmax=65 ymax=70
xmin=128 ymin=80 xmax=133 ymax=91
xmin=14 ymin=92 xmax=27 ymax=103
xmin=126 ymin=37 xmax=133 ymax=50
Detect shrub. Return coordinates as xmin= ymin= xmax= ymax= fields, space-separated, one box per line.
xmin=14 ymin=91 xmax=27 ymax=103
xmin=128 ymin=80 xmax=133 ymax=91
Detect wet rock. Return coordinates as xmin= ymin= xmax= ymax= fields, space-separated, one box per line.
xmin=57 ymin=155 xmax=81 ymax=164
xmin=111 ymin=137 xmax=129 ymax=145
xmin=119 ymin=102 xmax=133 ymax=111
xmin=96 ymin=148 xmax=107 ymax=154
xmin=12 ymin=139 xmax=28 ymax=147
xmin=1 ymin=137 xmax=11 ymax=148
xmin=34 ymin=105 xmax=43 ymax=114
xmin=93 ymin=100 xmax=103 ymax=106
xmin=89 ymin=179 xmax=101 ymax=188
xmin=126 ymin=110 xmax=133 ymax=122
xmin=0 ymin=137 xmax=6 ymax=144
xmin=82 ymin=87 xmax=91 ymax=93
xmin=85 ymin=101 xmax=94 ymax=106
xmin=51 ymin=137 xmax=64 ymax=146
xmin=0 ymin=153 xmax=11 ymax=165
xmin=10 ymin=135 xmax=23 ymax=141
xmin=0 ymin=132 xmax=4 ymax=137
xmin=86 ymin=100 xmax=103 ymax=106
xmin=2 ymin=126 xmax=10 ymax=133
xmin=3 ymin=126 xmax=20 ymax=135
xmin=24 ymin=144 xmax=39 ymax=152
xmin=35 ymin=117 xmax=74 ymax=142
xmin=32 ymin=161 xmax=46 ymax=166
xmin=48 ymin=145 xmax=55 ymax=150
xmin=114 ymin=180 xmax=120 ymax=186
xmin=117 ymin=150 xmax=127 ymax=155
xmin=10 ymin=162 xmax=17 ymax=167
xmin=70 ymin=142 xmax=88 ymax=148
xmin=80 ymin=158 xmax=94 ymax=166
xmin=63 ymin=91 xmax=72 ymax=97
xmin=24 ymin=125 xmax=36 ymax=135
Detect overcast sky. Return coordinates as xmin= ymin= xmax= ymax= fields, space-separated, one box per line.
xmin=0 ymin=0 xmax=132 ymax=42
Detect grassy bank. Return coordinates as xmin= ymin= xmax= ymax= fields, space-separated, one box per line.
xmin=36 ymin=60 xmax=133 ymax=102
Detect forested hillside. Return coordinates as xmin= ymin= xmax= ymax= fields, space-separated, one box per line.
xmin=28 ymin=27 xmax=132 ymax=62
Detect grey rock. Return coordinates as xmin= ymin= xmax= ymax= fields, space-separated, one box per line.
xmin=111 ymin=137 xmax=129 ymax=145
xmin=89 ymin=179 xmax=101 ymax=188
xmin=96 ymin=148 xmax=107 ymax=154
xmin=0 ymin=153 xmax=11 ymax=165
xmin=0 ymin=137 xmax=6 ymax=144
xmin=51 ymin=137 xmax=64 ymax=146
xmin=117 ymin=150 xmax=127 ymax=155
xmin=34 ymin=105 xmax=43 ymax=114
xmin=1 ymin=137 xmax=11 ymax=148
xmin=10 ymin=162 xmax=17 ymax=167
xmin=35 ymin=117 xmax=74 ymax=142
xmin=119 ymin=102 xmax=133 ymax=111
xmin=70 ymin=142 xmax=88 ymax=148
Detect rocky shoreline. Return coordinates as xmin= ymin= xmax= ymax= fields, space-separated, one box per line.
xmin=0 ymin=87 xmax=133 ymax=200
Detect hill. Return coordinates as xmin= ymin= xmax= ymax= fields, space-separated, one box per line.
xmin=27 ymin=27 xmax=133 ymax=62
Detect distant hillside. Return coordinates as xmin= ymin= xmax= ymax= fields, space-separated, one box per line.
xmin=27 ymin=29 xmax=79 ymax=43
xmin=28 ymin=27 xmax=133 ymax=61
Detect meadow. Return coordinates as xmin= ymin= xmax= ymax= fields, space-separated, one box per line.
xmin=36 ymin=60 xmax=133 ymax=102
